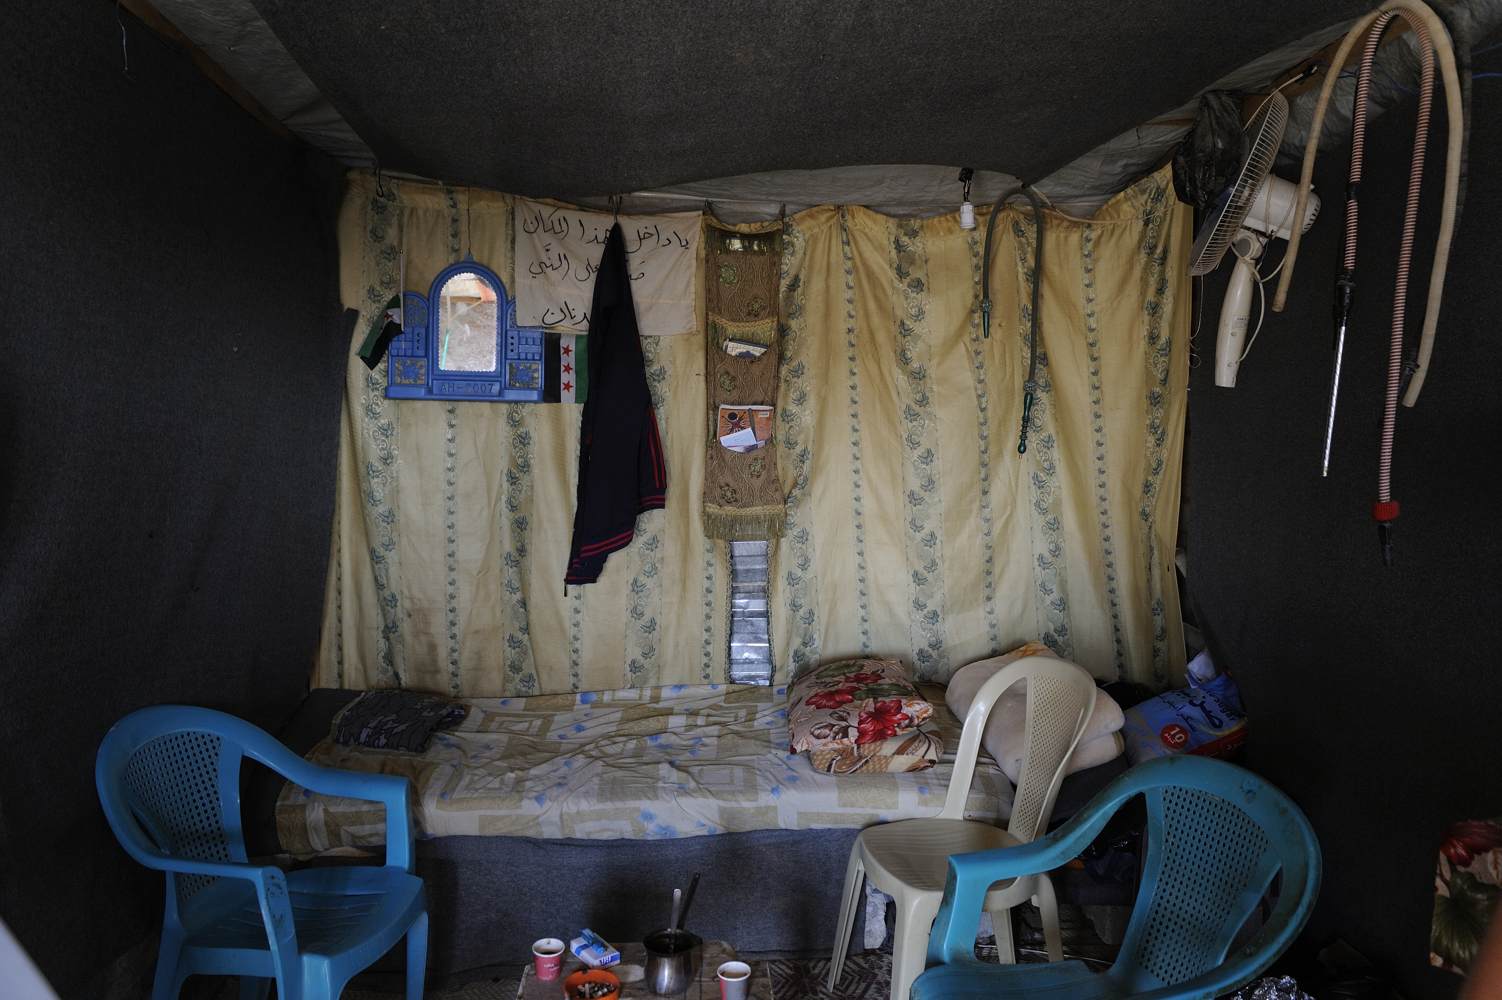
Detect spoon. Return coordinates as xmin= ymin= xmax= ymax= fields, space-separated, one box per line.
xmin=678 ymin=873 xmax=701 ymax=930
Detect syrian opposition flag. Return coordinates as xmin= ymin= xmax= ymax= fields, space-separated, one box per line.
xmin=544 ymin=333 xmax=588 ymax=403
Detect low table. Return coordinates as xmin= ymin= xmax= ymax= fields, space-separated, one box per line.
xmin=517 ymin=941 xmax=769 ymax=1000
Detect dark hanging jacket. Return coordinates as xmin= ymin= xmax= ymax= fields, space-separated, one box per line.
xmin=565 ymin=223 xmax=667 ymax=585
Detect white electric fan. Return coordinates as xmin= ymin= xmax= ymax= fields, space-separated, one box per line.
xmin=1188 ymin=91 xmax=1320 ymax=387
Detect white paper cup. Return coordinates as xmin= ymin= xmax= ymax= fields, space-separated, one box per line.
xmin=533 ymin=937 xmax=565 ymax=981
xmin=717 ymin=961 xmax=751 ymax=1000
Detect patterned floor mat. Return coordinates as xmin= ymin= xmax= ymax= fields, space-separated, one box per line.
xmin=767 ymin=951 xmax=890 ymax=1000
xmin=209 ymin=904 xmax=1120 ymax=999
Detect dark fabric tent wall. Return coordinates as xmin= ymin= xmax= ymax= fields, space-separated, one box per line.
xmin=1186 ymin=73 xmax=1502 ymax=998
xmin=0 ymin=4 xmax=347 ymax=996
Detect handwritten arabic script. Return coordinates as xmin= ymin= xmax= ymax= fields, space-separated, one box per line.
xmin=514 ymin=199 xmax=699 ymax=336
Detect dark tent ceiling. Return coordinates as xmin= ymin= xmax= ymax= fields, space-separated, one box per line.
xmin=251 ymin=1 xmax=1372 ymax=198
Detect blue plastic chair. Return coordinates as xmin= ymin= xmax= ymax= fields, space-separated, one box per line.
xmin=96 ymin=706 xmax=428 ymax=1000
xmin=911 ymin=756 xmax=1321 ymax=1000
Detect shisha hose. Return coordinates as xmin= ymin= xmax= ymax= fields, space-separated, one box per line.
xmin=1276 ymin=0 xmax=1463 ymax=411
xmin=981 ymin=185 xmax=1046 ymax=454
xmin=1338 ymin=10 xmax=1437 ymax=566
xmin=1276 ymin=0 xmax=1461 ymax=566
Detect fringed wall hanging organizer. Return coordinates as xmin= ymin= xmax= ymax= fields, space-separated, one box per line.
xmin=702 ymin=217 xmax=786 ymax=540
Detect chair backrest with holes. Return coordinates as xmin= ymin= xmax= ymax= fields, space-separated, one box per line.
xmin=96 ymin=706 xmax=269 ymax=920
xmin=1005 ymin=659 xmax=1099 ymax=842
xmin=1105 ymin=757 xmax=1321 ymax=995
xmin=941 ymin=655 xmax=1096 ymax=838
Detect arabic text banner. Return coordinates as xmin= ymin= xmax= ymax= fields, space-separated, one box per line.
xmin=514 ymin=199 xmax=700 ymax=336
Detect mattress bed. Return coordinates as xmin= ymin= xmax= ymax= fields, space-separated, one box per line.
xmin=257 ymin=684 xmax=1127 ymax=976
xmin=276 ymin=682 xmax=1014 ymax=855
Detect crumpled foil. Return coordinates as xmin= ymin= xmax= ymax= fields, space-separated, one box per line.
xmin=1231 ymin=975 xmax=1314 ymax=1000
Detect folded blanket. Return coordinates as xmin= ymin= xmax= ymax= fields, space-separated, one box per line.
xmin=333 ymin=690 xmax=468 ymax=753
xmin=945 ymin=643 xmax=1124 ymax=784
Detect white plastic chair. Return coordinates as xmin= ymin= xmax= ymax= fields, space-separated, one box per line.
xmin=826 ymin=654 xmax=1098 ymax=1000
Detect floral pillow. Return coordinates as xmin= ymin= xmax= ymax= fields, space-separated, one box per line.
xmin=788 ymin=657 xmax=934 ymax=753
xmin=1432 ymin=817 xmax=1502 ymax=975
xmin=808 ymin=722 xmax=942 ymax=774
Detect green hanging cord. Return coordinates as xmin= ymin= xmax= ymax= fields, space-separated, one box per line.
xmin=980 ymin=184 xmax=1046 ymax=454
xmin=979 ymin=184 xmax=1016 ymax=340
xmin=1017 ymin=386 xmax=1036 ymax=454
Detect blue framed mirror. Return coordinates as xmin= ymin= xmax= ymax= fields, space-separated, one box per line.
xmin=385 ymin=258 xmax=548 ymax=402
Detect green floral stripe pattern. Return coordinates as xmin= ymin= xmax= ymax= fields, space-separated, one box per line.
xmin=1081 ymin=225 xmax=1128 ymax=679
xmin=1136 ymin=181 xmax=1174 ymax=685
xmin=837 ymin=210 xmax=873 ymax=653
xmin=892 ymin=221 xmax=950 ymax=680
xmin=502 ymin=404 xmax=539 ymax=694
xmin=443 ymin=405 xmax=462 ymax=693
xmin=777 ymin=219 xmax=821 ymax=677
xmin=442 ymin=187 xmax=464 ymax=693
xmin=701 ymin=539 xmax=717 ymax=682
xmin=1011 ymin=217 xmax=1073 ymax=659
xmin=625 ymin=336 xmax=667 ymax=687
xmin=444 ymin=187 xmax=461 ymax=259
xmin=965 ymin=229 xmax=1001 ymax=654
xmin=362 ymin=184 xmax=404 ymax=687
xmin=569 ymin=587 xmax=585 ymax=691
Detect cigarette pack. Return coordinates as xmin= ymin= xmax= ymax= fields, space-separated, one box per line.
xmin=570 ymin=929 xmax=620 ymax=968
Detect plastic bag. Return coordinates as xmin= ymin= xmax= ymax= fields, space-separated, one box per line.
xmin=1172 ymin=92 xmax=1249 ymax=212
xmin=1120 ymin=651 xmax=1246 ymax=764
xmin=1232 ymin=976 xmax=1314 ymax=1000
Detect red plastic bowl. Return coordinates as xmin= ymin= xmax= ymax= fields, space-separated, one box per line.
xmin=562 ymin=968 xmax=620 ymax=1000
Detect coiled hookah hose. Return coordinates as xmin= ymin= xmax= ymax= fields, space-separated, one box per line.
xmin=980 ymin=185 xmax=1046 ymax=454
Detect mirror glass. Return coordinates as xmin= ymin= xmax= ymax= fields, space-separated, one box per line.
xmin=437 ymin=271 xmax=499 ymax=371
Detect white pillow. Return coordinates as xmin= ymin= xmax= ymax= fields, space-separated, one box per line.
xmin=944 ymin=644 xmax=1124 ymax=784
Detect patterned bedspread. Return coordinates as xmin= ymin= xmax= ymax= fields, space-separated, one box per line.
xmin=276 ymin=682 xmax=1014 ymax=855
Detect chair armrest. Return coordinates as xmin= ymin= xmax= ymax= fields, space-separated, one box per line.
xmin=152 ymin=855 xmax=281 ymax=882
xmin=926 ymin=781 xmax=1127 ymax=966
xmin=251 ymin=744 xmax=416 ymax=873
xmin=152 ymin=857 xmax=299 ymax=975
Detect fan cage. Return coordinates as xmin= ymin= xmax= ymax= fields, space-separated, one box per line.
xmin=1188 ymin=92 xmax=1290 ymax=276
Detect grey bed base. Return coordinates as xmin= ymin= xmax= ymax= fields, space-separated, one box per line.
xmin=409 ymin=827 xmax=865 ymax=975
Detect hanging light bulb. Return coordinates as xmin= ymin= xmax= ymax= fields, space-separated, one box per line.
xmin=958 ymin=167 xmax=976 ymax=230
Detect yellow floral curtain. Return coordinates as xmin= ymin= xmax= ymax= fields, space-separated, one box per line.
xmin=772 ymin=170 xmax=1189 ymax=686
xmin=320 ymin=175 xmax=722 ymax=696
xmin=319 ymin=167 xmax=1188 ymax=695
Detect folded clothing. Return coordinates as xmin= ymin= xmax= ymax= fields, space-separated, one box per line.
xmin=945 ymin=642 xmax=1123 ymax=784
xmin=333 ymin=689 xmax=469 ymax=753
xmin=788 ymin=657 xmax=933 ymax=754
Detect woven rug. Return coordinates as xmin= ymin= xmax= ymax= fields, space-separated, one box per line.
xmin=209 ymin=905 xmax=1119 ymax=1000
xmin=767 ymin=951 xmax=890 ymax=1000
xmin=348 ymin=978 xmax=520 ymax=1000
xmin=208 ymin=970 xmax=525 ymax=1000
xmin=764 ymin=904 xmax=1120 ymax=1000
